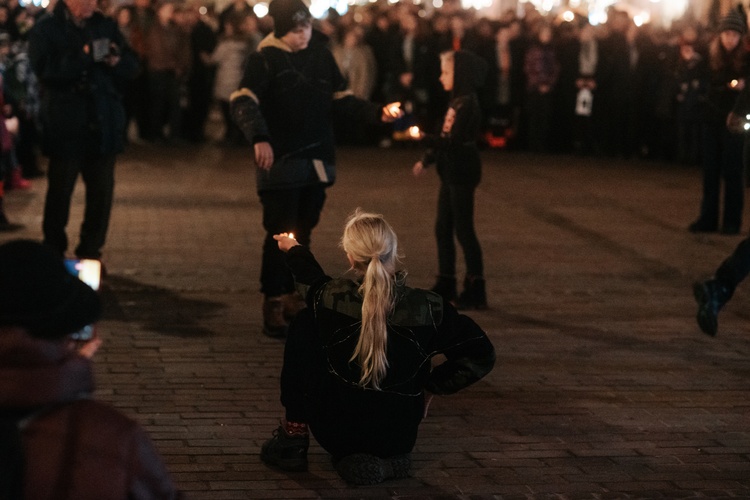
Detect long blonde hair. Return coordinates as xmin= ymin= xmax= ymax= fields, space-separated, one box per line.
xmin=340 ymin=209 xmax=399 ymax=390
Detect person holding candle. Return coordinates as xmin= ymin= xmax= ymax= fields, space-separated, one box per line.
xmin=259 ymin=209 xmax=495 ymax=484
xmin=413 ymin=50 xmax=489 ymax=309
xmin=688 ymin=6 xmax=749 ymax=235
xmin=230 ymin=0 xmax=401 ymax=337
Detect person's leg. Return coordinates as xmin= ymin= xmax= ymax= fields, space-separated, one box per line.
xmin=76 ymin=154 xmax=116 ymax=259
xmin=720 ymin=131 xmax=744 ymax=233
xmin=691 ymin=126 xmax=721 ymax=231
xmin=293 ymin=183 xmax=326 ymax=248
xmin=42 ymin=157 xmax=80 ymax=257
xmin=449 ymin=183 xmax=487 ymax=309
xmin=259 ymin=188 xmax=302 ymax=336
xmin=262 ymin=310 xmax=316 ymax=471
xmin=694 ymin=236 xmax=750 ymax=336
xmin=432 ymin=182 xmax=457 ymax=300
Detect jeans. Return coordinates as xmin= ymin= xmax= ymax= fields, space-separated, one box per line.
xmin=259 ymin=185 xmax=326 ymax=296
xmin=43 ymin=154 xmax=116 ymax=258
xmin=435 ymin=182 xmax=483 ymax=278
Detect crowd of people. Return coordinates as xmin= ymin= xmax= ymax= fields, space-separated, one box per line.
xmin=0 ymin=0 xmax=745 ymax=159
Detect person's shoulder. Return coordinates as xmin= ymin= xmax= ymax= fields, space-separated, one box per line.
xmin=391 ymin=286 xmax=444 ymax=327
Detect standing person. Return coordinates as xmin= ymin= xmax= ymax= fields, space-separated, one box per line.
xmin=230 ymin=0 xmax=400 ymax=337
xmin=210 ymin=16 xmax=252 ymax=146
xmin=688 ymin=7 xmax=749 ymax=235
xmin=260 ymin=210 xmax=495 ymax=484
xmin=522 ymin=22 xmax=559 ymax=153
xmin=144 ymin=0 xmax=191 ymax=144
xmin=0 ymin=239 xmax=182 ymax=499
xmin=181 ymin=2 xmax=217 ymax=144
xmin=413 ymin=50 xmax=488 ymax=309
xmin=28 ymin=0 xmax=139 ymax=260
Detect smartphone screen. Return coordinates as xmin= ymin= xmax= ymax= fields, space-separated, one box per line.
xmin=64 ymin=259 xmax=102 ymax=340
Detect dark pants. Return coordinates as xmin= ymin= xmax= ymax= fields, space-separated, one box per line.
xmin=280 ymin=309 xmax=422 ymax=460
xmin=716 ymin=236 xmax=750 ymax=299
xmin=697 ymin=125 xmax=744 ymax=230
xmin=435 ymin=182 xmax=483 ymax=278
xmin=259 ymin=185 xmax=326 ymax=296
xmin=42 ymin=154 xmax=115 ymax=259
xmin=148 ymin=70 xmax=182 ymax=142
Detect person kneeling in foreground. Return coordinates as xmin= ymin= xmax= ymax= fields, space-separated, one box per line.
xmin=261 ymin=209 xmax=496 ymax=485
xmin=0 ymin=239 xmax=181 ymax=499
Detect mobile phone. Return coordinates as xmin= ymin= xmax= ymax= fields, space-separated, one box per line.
xmin=64 ymin=258 xmax=102 ymax=340
xmin=91 ymin=38 xmax=110 ymax=62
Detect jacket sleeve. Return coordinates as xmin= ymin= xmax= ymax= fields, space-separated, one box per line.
xmin=285 ymin=246 xmax=331 ymax=303
xmin=230 ymin=51 xmax=271 ymax=144
xmin=425 ymin=303 xmax=495 ymax=395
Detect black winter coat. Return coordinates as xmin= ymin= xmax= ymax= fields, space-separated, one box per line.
xmin=231 ymin=32 xmax=381 ymax=192
xmin=28 ymin=1 xmax=138 ymax=158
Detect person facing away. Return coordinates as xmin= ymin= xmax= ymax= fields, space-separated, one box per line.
xmin=0 ymin=239 xmax=182 ymax=500
xmin=259 ymin=209 xmax=495 ymax=485
xmin=230 ymin=0 xmax=400 ymax=338
xmin=413 ymin=49 xmax=488 ymax=310
xmin=28 ymin=0 xmax=139 ymax=260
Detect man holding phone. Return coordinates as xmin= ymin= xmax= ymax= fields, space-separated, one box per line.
xmin=28 ymin=0 xmax=138 ymax=261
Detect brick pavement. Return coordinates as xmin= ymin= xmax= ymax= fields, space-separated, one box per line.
xmin=3 ymin=143 xmax=749 ymax=499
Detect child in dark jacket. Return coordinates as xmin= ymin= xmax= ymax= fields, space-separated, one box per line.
xmin=413 ymin=49 xmax=488 ymax=309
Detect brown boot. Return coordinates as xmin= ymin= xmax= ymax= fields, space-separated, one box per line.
xmin=263 ymin=296 xmax=289 ymax=338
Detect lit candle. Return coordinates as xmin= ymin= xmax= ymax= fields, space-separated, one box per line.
xmin=409 ymin=126 xmax=420 ymax=139
xmin=388 ymin=103 xmax=401 ymax=115
xmin=288 ymin=233 xmax=295 ymax=240
xmin=731 ymin=79 xmax=739 ymax=88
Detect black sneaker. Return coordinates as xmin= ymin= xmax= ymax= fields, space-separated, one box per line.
xmin=693 ymin=280 xmax=728 ymax=336
xmin=260 ymin=426 xmax=309 ymax=472
xmin=334 ymin=453 xmax=411 ymax=485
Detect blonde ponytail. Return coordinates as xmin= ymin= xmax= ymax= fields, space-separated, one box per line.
xmin=340 ymin=209 xmax=399 ymax=390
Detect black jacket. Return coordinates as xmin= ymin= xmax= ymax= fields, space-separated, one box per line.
xmin=421 ymin=50 xmax=486 ymax=186
xmin=231 ymin=32 xmax=381 ymax=192
xmin=28 ymin=1 xmax=138 ymax=158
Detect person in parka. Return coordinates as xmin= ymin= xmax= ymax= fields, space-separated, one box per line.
xmin=0 ymin=239 xmax=181 ymax=499
xmin=413 ymin=49 xmax=488 ymax=310
xmin=28 ymin=0 xmax=139 ymax=260
xmin=230 ymin=0 xmax=400 ymax=338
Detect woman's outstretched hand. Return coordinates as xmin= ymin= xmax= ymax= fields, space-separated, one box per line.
xmin=273 ymin=232 xmax=301 ymax=252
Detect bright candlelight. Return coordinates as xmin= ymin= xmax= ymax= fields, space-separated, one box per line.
xmin=288 ymin=233 xmax=295 ymax=240
xmin=731 ymin=79 xmax=739 ymax=88
xmin=388 ymin=103 xmax=401 ymax=115
xmin=408 ymin=126 xmax=420 ymax=139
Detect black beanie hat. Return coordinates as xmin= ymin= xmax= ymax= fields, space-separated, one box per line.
xmin=0 ymin=240 xmax=101 ymax=340
xmin=269 ymin=0 xmax=311 ymax=38
xmin=720 ymin=7 xmax=747 ymax=35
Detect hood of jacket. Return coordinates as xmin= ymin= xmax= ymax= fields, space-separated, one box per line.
xmin=0 ymin=327 xmax=94 ymax=409
xmin=452 ymin=50 xmax=488 ymax=98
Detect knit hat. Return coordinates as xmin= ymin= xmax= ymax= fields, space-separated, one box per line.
xmin=719 ymin=7 xmax=747 ymax=35
xmin=269 ymin=0 xmax=311 ymax=38
xmin=0 ymin=240 xmax=101 ymax=340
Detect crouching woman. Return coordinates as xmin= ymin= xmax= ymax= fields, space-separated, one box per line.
xmin=261 ymin=209 xmax=495 ymax=485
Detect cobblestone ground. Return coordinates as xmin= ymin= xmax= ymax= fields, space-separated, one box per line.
xmin=3 ymin=142 xmax=749 ymax=499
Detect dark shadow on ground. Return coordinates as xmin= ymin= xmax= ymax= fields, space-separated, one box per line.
xmin=99 ymin=274 xmax=225 ymax=337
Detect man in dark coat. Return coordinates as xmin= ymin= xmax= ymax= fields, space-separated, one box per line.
xmin=28 ymin=0 xmax=138 ymax=260
xmin=230 ymin=0 xmax=400 ymax=337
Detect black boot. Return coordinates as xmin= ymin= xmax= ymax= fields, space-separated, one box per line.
xmin=430 ymin=275 xmax=457 ymax=302
xmin=260 ymin=425 xmax=309 ymax=472
xmin=693 ymin=279 xmax=730 ymax=336
xmin=455 ymin=275 xmax=488 ymax=310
